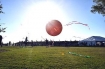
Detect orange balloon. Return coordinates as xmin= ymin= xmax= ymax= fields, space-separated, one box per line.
xmin=46 ymin=20 xmax=63 ymax=36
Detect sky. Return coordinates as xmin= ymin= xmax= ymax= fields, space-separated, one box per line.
xmin=0 ymin=0 xmax=105 ymax=43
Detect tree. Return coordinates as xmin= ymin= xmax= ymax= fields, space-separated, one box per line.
xmin=0 ymin=1 xmax=6 ymax=33
xmin=91 ymin=0 xmax=105 ymax=16
xmin=0 ymin=1 xmax=4 ymax=13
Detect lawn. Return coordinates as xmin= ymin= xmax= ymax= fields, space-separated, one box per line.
xmin=0 ymin=46 xmax=105 ymax=69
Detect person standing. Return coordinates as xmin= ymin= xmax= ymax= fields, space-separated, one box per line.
xmin=0 ymin=35 xmax=3 ymax=47
xmin=24 ymin=36 xmax=28 ymax=46
xmin=31 ymin=40 xmax=34 ymax=47
xmin=52 ymin=40 xmax=54 ymax=46
xmin=45 ymin=39 xmax=48 ymax=48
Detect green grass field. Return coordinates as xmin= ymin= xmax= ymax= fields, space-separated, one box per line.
xmin=0 ymin=46 xmax=105 ymax=69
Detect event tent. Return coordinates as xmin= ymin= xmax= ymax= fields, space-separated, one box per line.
xmin=78 ymin=36 xmax=105 ymax=46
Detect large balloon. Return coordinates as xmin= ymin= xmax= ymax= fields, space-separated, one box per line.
xmin=46 ymin=20 xmax=62 ymax=36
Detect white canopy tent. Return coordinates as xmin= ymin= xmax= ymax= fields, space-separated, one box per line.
xmin=78 ymin=36 xmax=105 ymax=46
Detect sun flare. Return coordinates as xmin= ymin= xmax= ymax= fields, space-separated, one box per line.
xmin=17 ymin=0 xmax=68 ymax=41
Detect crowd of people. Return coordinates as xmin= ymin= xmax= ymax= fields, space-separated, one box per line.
xmin=0 ymin=35 xmax=105 ymax=47
xmin=6 ymin=39 xmax=79 ymax=47
xmin=0 ymin=35 xmax=79 ymax=47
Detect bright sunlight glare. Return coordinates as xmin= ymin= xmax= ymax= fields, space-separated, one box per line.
xmin=14 ymin=0 xmax=69 ymax=42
